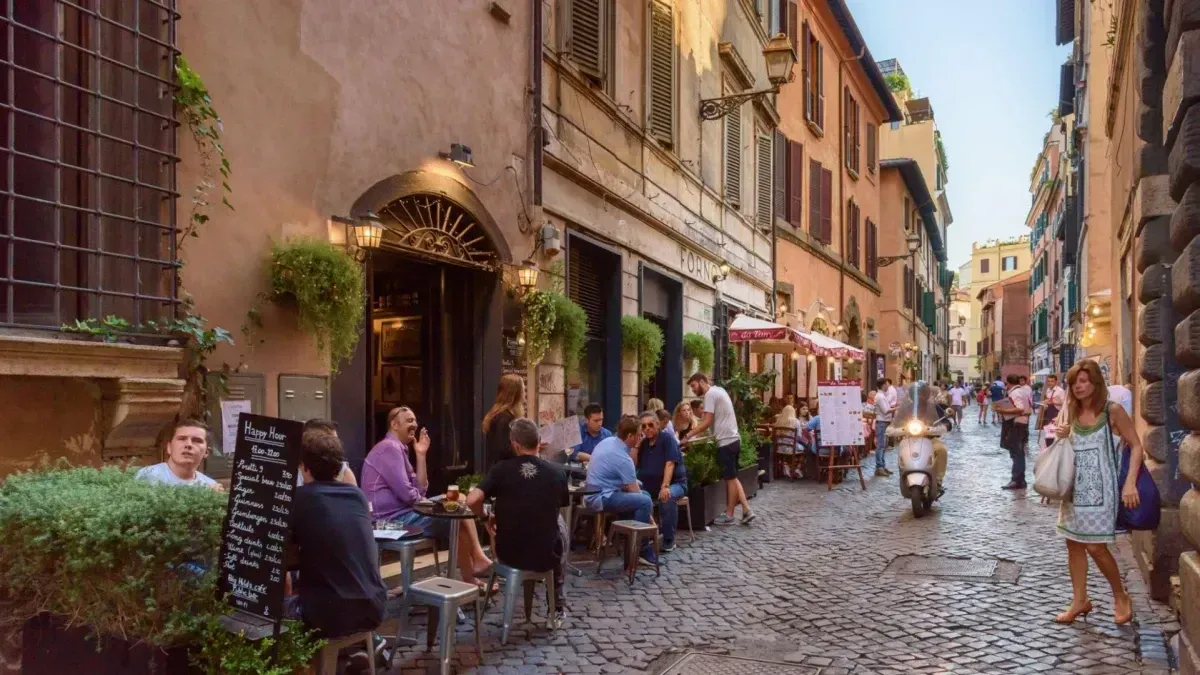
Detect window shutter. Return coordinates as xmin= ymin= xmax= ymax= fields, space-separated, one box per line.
xmin=843 ymin=88 xmax=851 ymax=169
xmin=724 ymin=105 xmax=742 ymax=208
xmin=903 ymin=265 xmax=911 ymax=308
xmin=808 ymin=159 xmax=821 ymax=238
xmin=788 ymin=140 xmax=803 ymax=228
xmin=866 ymin=219 xmax=878 ymax=279
xmin=567 ymin=0 xmax=606 ymax=81
xmin=820 ymin=167 xmax=833 ymax=244
xmin=756 ymin=134 xmax=773 ymax=232
xmin=801 ymin=23 xmax=811 ymax=122
xmin=867 ymin=124 xmax=876 ymax=173
xmin=647 ymin=0 xmax=675 ymax=147
xmin=853 ymin=101 xmax=860 ymax=172
xmin=773 ymin=131 xmax=787 ymax=221
xmin=787 ymin=0 xmax=798 ymax=53
xmin=815 ymin=42 xmax=825 ymax=128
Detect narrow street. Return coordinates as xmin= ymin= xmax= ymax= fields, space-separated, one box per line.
xmin=391 ymin=410 xmax=1173 ymax=674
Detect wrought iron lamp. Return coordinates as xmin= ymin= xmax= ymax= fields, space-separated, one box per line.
xmin=877 ymin=231 xmax=922 ymax=267
xmin=699 ymin=34 xmax=796 ymax=121
xmin=352 ymin=212 xmax=385 ymax=250
xmin=712 ymin=262 xmax=731 ymax=284
xmin=517 ymin=260 xmax=539 ymax=291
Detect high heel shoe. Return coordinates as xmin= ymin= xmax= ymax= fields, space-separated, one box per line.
xmin=1054 ymin=600 xmax=1094 ymax=624
xmin=1114 ymin=593 xmax=1133 ymax=625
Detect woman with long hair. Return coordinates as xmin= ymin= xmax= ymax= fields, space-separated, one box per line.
xmin=672 ymin=401 xmax=694 ymax=441
xmin=482 ymin=374 xmax=526 ymax=468
xmin=1052 ymin=360 xmax=1144 ymax=625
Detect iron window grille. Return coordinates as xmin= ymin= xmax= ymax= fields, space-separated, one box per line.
xmin=1 ymin=0 xmax=180 ymax=330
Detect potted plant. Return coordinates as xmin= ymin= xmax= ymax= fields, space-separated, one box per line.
xmin=682 ymin=439 xmax=721 ymax=529
xmin=1 ymin=466 xmax=322 ymax=674
xmin=737 ymin=429 xmax=762 ymax=500
xmin=682 ymin=332 xmax=714 ymax=376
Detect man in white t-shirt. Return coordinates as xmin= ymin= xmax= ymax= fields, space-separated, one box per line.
xmin=136 ymin=419 xmax=223 ymax=490
xmin=948 ymin=382 xmax=968 ymax=427
xmin=685 ymin=372 xmax=754 ymax=525
xmin=992 ymin=375 xmax=1033 ymax=489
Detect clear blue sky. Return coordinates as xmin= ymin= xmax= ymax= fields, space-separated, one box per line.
xmin=845 ymin=0 xmax=1071 ymax=269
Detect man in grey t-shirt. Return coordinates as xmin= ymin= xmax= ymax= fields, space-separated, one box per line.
xmin=136 ymin=419 xmax=222 ymax=490
xmin=685 ymin=373 xmax=754 ymax=525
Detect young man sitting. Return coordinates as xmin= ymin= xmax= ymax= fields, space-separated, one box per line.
xmin=136 ymin=419 xmax=223 ymax=491
xmin=290 ymin=430 xmax=388 ymax=641
xmin=466 ymin=418 xmax=569 ymax=621
xmin=584 ymin=415 xmax=658 ymax=565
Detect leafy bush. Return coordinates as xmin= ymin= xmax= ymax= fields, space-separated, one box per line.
xmin=682 ymin=332 xmax=714 ymax=375
xmin=522 ymin=289 xmax=555 ymax=366
xmin=621 ymin=315 xmax=664 ymax=383
xmin=682 ymin=438 xmax=719 ymax=486
xmin=0 ymin=466 xmax=321 ymax=672
xmin=268 ymin=238 xmax=365 ymax=370
xmin=718 ymin=346 xmax=777 ymax=433
xmin=738 ymin=428 xmax=761 ymax=469
xmin=549 ymin=292 xmax=587 ymax=378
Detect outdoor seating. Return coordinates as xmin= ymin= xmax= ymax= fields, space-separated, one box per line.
xmin=771 ymin=427 xmax=799 ymax=479
xmin=484 ymin=562 xmax=558 ymax=645
xmin=390 ymin=576 xmax=483 ymax=675
xmin=598 ymin=519 xmax=660 ymax=584
xmin=314 ymin=631 xmax=376 ymax=675
xmin=675 ymin=496 xmax=695 ymax=543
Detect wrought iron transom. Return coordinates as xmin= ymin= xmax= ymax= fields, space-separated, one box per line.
xmin=378 ymin=194 xmax=499 ymax=270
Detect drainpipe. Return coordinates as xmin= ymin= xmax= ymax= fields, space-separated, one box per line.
xmin=836 ymin=45 xmax=866 ymax=342
xmin=531 ymin=0 xmax=543 ymax=207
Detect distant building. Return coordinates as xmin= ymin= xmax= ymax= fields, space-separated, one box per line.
xmin=966 ymin=237 xmax=1031 ymax=373
xmin=977 ymin=271 xmax=1031 ymax=382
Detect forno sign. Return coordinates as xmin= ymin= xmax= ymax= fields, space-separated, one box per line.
xmin=680 ymin=247 xmax=716 ymax=283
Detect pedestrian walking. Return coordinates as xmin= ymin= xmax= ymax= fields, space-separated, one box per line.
xmin=976 ymin=386 xmax=988 ymax=424
xmin=1052 ymin=360 xmax=1144 ymax=625
xmin=948 ymin=381 xmax=968 ymax=428
xmin=993 ymin=375 xmax=1033 ymax=489
xmin=1037 ymin=374 xmax=1065 ymax=450
xmin=872 ymin=381 xmax=894 ymax=476
xmin=685 ymin=372 xmax=754 ymax=525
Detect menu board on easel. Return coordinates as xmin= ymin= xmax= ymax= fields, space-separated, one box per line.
xmin=817 ymin=380 xmax=864 ymax=447
xmin=218 ymin=413 xmax=303 ymax=622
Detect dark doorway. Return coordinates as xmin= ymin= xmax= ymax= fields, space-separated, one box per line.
xmin=639 ymin=265 xmax=683 ymax=411
xmin=566 ymin=233 xmax=622 ymax=427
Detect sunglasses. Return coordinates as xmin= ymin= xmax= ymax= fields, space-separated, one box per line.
xmin=640 ymin=422 xmax=657 ymax=429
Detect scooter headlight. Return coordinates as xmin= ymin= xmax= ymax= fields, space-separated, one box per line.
xmin=905 ymin=420 xmax=925 ymax=436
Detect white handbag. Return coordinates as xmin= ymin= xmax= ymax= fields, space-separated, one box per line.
xmin=1033 ymin=435 xmax=1075 ymax=500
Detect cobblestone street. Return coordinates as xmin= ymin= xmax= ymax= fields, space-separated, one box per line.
xmin=390 ymin=411 xmax=1173 ymax=674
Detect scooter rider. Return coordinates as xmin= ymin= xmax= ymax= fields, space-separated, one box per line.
xmin=889 ymin=381 xmax=949 ymax=490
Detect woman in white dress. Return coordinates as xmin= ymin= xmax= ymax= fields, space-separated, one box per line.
xmin=772 ymin=405 xmax=804 ymax=478
xmin=1052 ymin=360 xmax=1144 ymax=625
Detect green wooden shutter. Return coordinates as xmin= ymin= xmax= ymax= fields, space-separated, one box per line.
xmin=647 ymin=0 xmax=675 ymax=147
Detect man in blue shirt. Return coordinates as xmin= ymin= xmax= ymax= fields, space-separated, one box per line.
xmin=988 ymin=378 xmax=1006 ymax=424
xmin=570 ymin=403 xmax=611 ymax=462
xmin=635 ymin=411 xmax=687 ymax=552
xmin=584 ymin=415 xmax=657 ymax=565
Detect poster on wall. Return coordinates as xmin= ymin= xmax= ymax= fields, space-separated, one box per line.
xmin=817 ymin=380 xmax=864 ymax=447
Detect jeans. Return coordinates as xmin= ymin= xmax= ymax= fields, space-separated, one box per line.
xmin=655 ymin=482 xmax=689 ymax=545
xmin=1001 ymin=420 xmax=1029 ymax=485
xmin=874 ymin=420 xmax=890 ymax=469
xmin=604 ymin=490 xmax=655 ymax=557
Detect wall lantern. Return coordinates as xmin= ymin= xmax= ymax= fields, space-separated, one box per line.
xmin=878 ymin=232 xmax=923 ymax=267
xmin=713 ymin=262 xmax=731 ymax=284
xmin=699 ymin=34 xmax=796 ymax=120
xmin=517 ymin=259 xmax=540 ymax=290
xmin=906 ymin=231 xmax=922 ymax=254
xmin=353 ymin=212 xmax=385 ymax=250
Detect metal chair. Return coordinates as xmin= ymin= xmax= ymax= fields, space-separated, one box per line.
xmin=314 ymin=631 xmax=375 ymax=675
xmin=483 ymin=562 xmax=557 ymax=644
xmin=598 ymin=519 xmax=660 ymax=584
xmin=675 ymin=496 xmax=695 ymax=543
xmin=390 ymin=577 xmax=483 ymax=675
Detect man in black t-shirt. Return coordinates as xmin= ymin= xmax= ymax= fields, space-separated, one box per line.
xmin=467 ymin=417 xmax=569 ymax=619
xmin=290 ymin=430 xmax=388 ymax=639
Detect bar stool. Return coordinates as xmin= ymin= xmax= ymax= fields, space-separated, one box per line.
xmin=314 ymin=631 xmax=376 ymax=675
xmin=597 ymin=520 xmax=660 ymax=584
xmin=377 ymin=537 xmax=440 ymax=648
xmin=390 ymin=577 xmax=483 ymax=675
xmin=675 ymin=496 xmax=695 ymax=543
xmin=483 ymin=562 xmax=557 ymax=644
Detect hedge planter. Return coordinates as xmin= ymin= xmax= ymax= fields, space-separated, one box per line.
xmin=22 ymin=614 xmax=190 ymax=675
xmin=757 ymin=440 xmax=774 ymax=483
xmin=738 ymin=465 xmax=759 ymax=500
xmin=686 ymin=481 xmax=725 ymax=529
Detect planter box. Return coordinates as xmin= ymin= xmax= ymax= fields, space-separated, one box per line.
xmin=738 ymin=466 xmax=759 ymax=500
xmin=757 ymin=442 xmax=774 ymax=483
xmin=22 ymin=614 xmax=190 ymax=675
xmin=687 ymin=481 xmax=725 ymax=529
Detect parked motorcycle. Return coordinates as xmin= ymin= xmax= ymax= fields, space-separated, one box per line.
xmin=888 ymin=381 xmax=949 ymax=518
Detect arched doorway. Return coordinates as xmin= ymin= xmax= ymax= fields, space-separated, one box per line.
xmin=843 ymin=297 xmax=863 ymax=383
xmin=332 ymin=171 xmax=512 ymax=490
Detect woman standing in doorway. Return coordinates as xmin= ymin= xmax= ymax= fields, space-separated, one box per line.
xmin=1053 ymin=360 xmax=1144 ymax=625
xmin=482 ymin=374 xmax=525 ymax=468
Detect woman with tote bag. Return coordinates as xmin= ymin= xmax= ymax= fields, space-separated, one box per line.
xmin=1051 ymin=360 xmax=1145 ymax=625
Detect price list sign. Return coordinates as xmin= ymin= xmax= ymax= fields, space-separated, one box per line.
xmin=218 ymin=413 xmax=303 ymax=621
xmin=817 ymin=380 xmax=865 ymax=447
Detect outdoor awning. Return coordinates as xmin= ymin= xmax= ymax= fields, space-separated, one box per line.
xmin=1033 ymin=368 xmax=1052 ymax=376
xmin=728 ymin=315 xmax=865 ymax=359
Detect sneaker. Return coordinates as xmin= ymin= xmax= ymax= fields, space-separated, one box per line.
xmin=740 ymin=511 xmax=756 ymax=525
xmin=661 ymin=540 xmax=676 ymax=553
xmin=553 ymin=607 xmax=568 ymax=628
xmin=713 ymin=514 xmax=737 ymax=525
xmin=874 ymin=467 xmax=888 ymax=477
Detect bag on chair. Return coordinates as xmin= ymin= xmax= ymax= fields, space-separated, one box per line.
xmin=1033 ymin=435 xmax=1075 ymax=500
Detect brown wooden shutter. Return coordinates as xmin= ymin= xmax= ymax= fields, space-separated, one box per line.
xmin=567 ymin=0 xmax=605 ymax=81
xmin=724 ymin=106 xmax=742 ymax=208
xmin=815 ymin=42 xmax=825 ymax=129
xmin=647 ymin=0 xmax=674 ymax=147
xmin=787 ymin=0 xmax=798 ymax=53
xmin=801 ymin=23 xmax=811 ymax=122
xmin=773 ymin=130 xmax=786 ymax=221
xmin=853 ymin=101 xmax=861 ymax=173
xmin=867 ymin=124 xmax=876 ymax=173
xmin=808 ymin=159 xmax=821 ymax=238
xmin=820 ymin=167 xmax=833 ymax=244
xmin=756 ymin=133 xmax=773 ymax=231
xmin=788 ymin=140 xmax=803 ymax=228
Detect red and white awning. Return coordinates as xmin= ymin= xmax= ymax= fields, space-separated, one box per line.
xmin=728 ymin=314 xmax=865 ymax=359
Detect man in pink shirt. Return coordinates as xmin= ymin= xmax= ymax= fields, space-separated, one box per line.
xmin=993 ymin=374 xmax=1033 ymax=489
xmin=361 ymin=406 xmax=492 ymax=585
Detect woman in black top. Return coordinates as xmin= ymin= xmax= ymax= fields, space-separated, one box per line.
xmin=482 ymin=374 xmax=526 ymax=468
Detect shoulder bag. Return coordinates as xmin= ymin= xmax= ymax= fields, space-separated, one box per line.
xmin=1033 ymin=434 xmax=1075 ymax=500
xmin=1108 ymin=405 xmax=1161 ymax=531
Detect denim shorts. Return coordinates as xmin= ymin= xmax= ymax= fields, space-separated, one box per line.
xmin=395 ymin=510 xmax=452 ymax=543
xmin=716 ymin=440 xmax=740 ymax=480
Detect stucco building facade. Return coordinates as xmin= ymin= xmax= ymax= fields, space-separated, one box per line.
xmin=965 ymin=236 xmax=1031 ymax=372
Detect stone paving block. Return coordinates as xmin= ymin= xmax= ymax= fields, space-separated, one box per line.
xmin=1166 ymin=31 xmax=1200 ymax=149
xmin=1141 ymin=297 xmax=1170 ymax=347
xmin=1146 ymin=342 xmax=1168 ymax=381
xmin=1180 ymin=369 xmax=1200 ymax=429
xmin=1171 ymin=185 xmax=1200 ymax=253
xmin=1172 ymin=103 xmax=1200 ymax=201
xmin=1145 ymin=424 xmax=1170 ymax=463
xmin=1176 ymin=309 xmax=1200 ymax=367
xmin=1143 ymin=380 xmax=1168 ymax=425
xmin=1139 ymin=214 xmax=1177 ymax=272
xmin=1183 ymin=433 xmax=1200 ymax=483
xmin=1184 ymin=488 xmax=1200 ymax=549
xmin=1169 ymin=0 xmax=1200 ymax=89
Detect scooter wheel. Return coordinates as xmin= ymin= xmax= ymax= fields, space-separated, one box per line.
xmin=911 ymin=491 xmax=926 ymax=518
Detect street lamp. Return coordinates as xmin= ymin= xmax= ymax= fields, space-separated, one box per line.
xmin=699 ymin=34 xmax=796 ymax=120
xmin=517 ymin=259 xmax=539 ymax=291
xmin=878 ymin=231 xmax=922 ymax=267
xmin=352 ymin=212 xmax=385 ymax=250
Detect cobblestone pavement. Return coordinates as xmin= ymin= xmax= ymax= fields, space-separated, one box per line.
xmin=388 ymin=411 xmax=1173 ymax=674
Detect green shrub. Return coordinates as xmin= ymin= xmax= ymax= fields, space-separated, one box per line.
xmin=683 ymin=438 xmax=719 ymax=486
xmin=522 ymin=289 xmax=555 ymax=366
xmin=621 ymin=315 xmax=664 ymax=382
xmin=269 ymin=238 xmax=365 ymax=370
xmin=682 ymin=332 xmax=714 ymax=375
xmin=549 ymin=292 xmax=587 ymax=378
xmin=738 ymin=428 xmax=761 ymax=469
xmin=0 ymin=466 xmax=321 ymax=672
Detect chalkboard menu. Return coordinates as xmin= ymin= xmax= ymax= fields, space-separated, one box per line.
xmin=218 ymin=413 xmax=303 ymax=621
xmin=501 ymin=331 xmax=526 ymax=377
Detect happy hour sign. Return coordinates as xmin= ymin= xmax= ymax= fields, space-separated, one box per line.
xmin=217 ymin=413 xmax=303 ymax=621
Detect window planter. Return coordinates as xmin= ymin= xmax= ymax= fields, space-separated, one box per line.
xmin=22 ymin=614 xmax=190 ymax=675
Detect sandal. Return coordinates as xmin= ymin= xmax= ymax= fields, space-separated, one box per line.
xmin=1054 ymin=600 xmax=1093 ymax=624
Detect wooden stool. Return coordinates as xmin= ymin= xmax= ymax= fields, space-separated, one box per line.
xmin=314 ymin=631 xmax=375 ymax=675
xmin=598 ymin=520 xmax=660 ymax=584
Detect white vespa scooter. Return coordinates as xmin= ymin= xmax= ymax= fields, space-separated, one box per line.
xmin=888 ymin=381 xmax=948 ymax=518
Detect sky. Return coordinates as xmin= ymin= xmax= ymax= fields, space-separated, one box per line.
xmin=845 ymin=0 xmax=1072 ymax=270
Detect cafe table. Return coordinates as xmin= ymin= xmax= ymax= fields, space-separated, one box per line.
xmin=412 ymin=500 xmax=476 ymax=582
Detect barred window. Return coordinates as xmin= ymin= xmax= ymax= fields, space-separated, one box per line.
xmin=1 ymin=0 xmax=179 ymax=329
